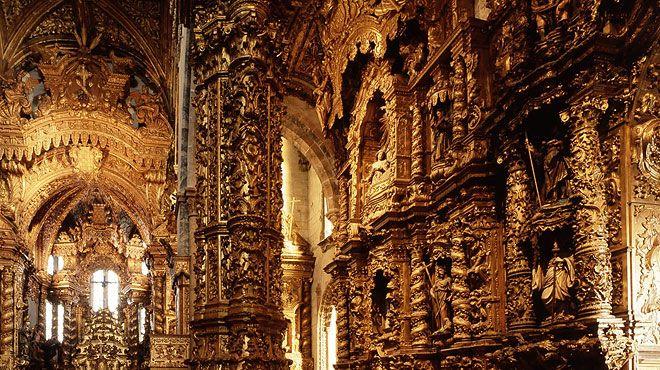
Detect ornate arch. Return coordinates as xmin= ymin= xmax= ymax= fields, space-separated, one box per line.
xmin=344 ymin=59 xmax=411 ymax=221
xmin=2 ymin=0 xmax=166 ymax=85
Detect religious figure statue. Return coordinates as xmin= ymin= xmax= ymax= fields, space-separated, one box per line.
xmin=532 ymin=0 xmax=572 ymax=38
xmin=401 ymin=44 xmax=424 ymax=79
xmin=313 ymin=75 xmax=332 ymax=128
xmin=431 ymin=113 xmax=450 ymax=163
xmin=367 ymin=147 xmax=389 ymax=185
xmin=532 ymin=242 xmax=576 ymax=320
xmin=642 ymin=233 xmax=660 ymax=313
xmin=429 ymin=266 xmax=452 ymax=334
xmin=542 ymin=139 xmax=570 ymax=202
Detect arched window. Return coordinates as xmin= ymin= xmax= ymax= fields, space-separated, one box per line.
xmin=141 ymin=261 xmax=150 ymax=275
xmin=44 ymin=301 xmax=63 ymax=342
xmin=138 ymin=307 xmax=147 ymax=342
xmin=91 ymin=269 xmax=120 ymax=315
xmin=322 ymin=196 xmax=334 ymax=240
xmin=47 ymin=255 xmax=64 ymax=275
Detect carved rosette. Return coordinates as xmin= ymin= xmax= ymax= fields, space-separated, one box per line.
xmin=563 ymin=97 xmax=613 ymax=321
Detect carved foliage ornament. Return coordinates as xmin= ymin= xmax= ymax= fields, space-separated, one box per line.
xmin=637 ymin=119 xmax=660 ymax=184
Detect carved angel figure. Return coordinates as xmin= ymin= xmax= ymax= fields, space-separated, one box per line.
xmin=533 ymin=242 xmax=576 ymax=318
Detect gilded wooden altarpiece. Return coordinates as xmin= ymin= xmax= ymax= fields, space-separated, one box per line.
xmin=0 ymin=0 xmax=658 ymax=369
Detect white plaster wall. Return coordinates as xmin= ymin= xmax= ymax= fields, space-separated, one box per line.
xmin=282 ymin=136 xmax=336 ymax=369
xmin=282 ymin=137 xmax=311 ymax=246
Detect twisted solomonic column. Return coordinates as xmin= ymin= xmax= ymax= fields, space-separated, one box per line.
xmin=562 ymin=96 xmax=613 ymax=322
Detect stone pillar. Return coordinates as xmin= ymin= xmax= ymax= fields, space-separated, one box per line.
xmin=190 ymin=1 xmax=287 ymax=368
xmin=123 ymin=271 xmax=149 ymax=369
xmin=562 ymin=96 xmax=613 ymax=322
xmin=504 ymin=148 xmax=536 ymax=330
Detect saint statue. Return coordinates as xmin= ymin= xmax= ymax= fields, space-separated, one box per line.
xmin=532 ymin=241 xmax=576 ymax=319
xmin=367 ymin=147 xmax=389 ymax=185
xmin=541 ymin=139 xmax=570 ymax=202
xmin=313 ymin=76 xmax=331 ymax=128
xmin=431 ymin=114 xmax=450 ymax=163
xmin=429 ymin=265 xmax=452 ymax=334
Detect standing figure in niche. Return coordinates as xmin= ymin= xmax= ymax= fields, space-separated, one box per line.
xmin=429 ymin=265 xmax=452 ymax=334
xmin=533 ymin=241 xmax=576 ymax=320
xmin=542 ymin=138 xmax=570 ymax=202
xmin=431 ymin=113 xmax=450 ymax=163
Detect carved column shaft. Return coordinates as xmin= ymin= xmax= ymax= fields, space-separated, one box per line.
xmin=125 ymin=301 xmax=140 ymax=369
xmin=504 ymin=150 xmax=536 ymax=330
xmin=411 ymin=106 xmax=425 ymax=183
xmin=564 ymin=97 xmax=613 ymax=322
xmin=409 ymin=244 xmax=431 ymax=348
xmin=450 ymin=226 xmax=471 ymax=340
xmin=191 ymin=1 xmax=287 ymax=368
xmin=335 ymin=279 xmax=350 ymax=361
xmin=1 ymin=267 xmax=15 ymax=357
xmin=450 ymin=54 xmax=467 ymax=141
xmin=301 ymin=278 xmax=313 ymax=370
xmin=59 ymin=297 xmax=77 ymax=368
xmin=152 ymin=271 xmax=166 ymax=334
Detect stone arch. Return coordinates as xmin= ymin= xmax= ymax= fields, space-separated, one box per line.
xmin=24 ymin=176 xmax=153 ymax=270
xmin=283 ymin=96 xmax=339 ymax=221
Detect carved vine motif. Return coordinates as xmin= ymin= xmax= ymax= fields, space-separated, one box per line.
xmin=634 ymin=207 xmax=660 ymax=344
xmin=504 ymin=152 xmax=535 ymax=329
xmin=563 ymin=97 xmax=613 ymax=320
